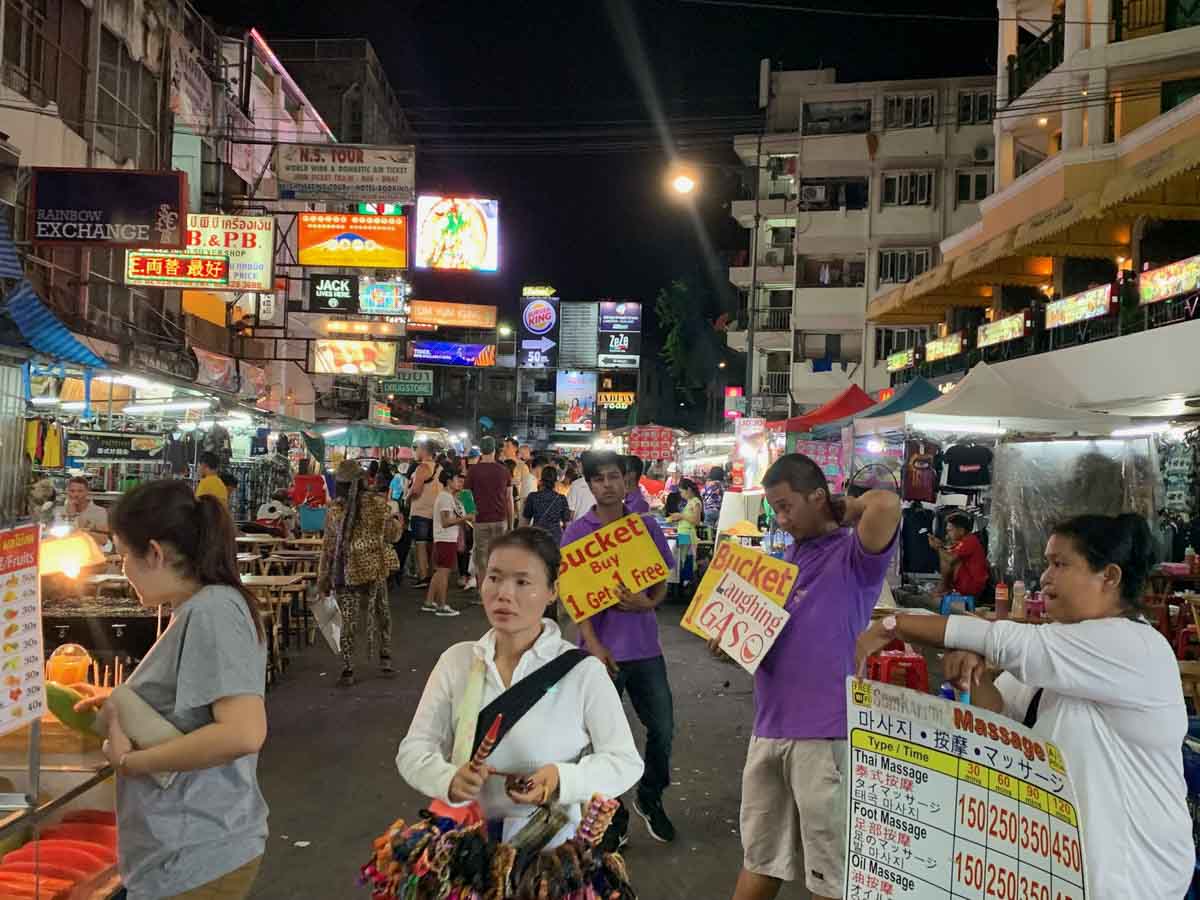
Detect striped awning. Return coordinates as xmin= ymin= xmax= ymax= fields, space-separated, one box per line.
xmin=1101 ymin=139 xmax=1200 ymax=213
xmin=0 ymin=218 xmax=22 ymax=279
xmin=4 ymin=281 xmax=108 ymax=368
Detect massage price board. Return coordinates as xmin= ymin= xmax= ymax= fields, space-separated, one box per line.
xmin=844 ymin=679 xmax=1087 ymax=900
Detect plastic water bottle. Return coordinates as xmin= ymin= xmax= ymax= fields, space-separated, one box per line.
xmin=1011 ymin=580 xmax=1027 ymax=618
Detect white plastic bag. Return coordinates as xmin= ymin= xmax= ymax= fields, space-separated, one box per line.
xmin=310 ymin=591 xmax=342 ymax=656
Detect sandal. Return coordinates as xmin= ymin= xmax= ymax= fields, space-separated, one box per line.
xmin=337 ymin=669 xmax=356 ymax=687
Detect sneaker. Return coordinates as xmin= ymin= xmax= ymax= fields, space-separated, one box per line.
xmin=413 ymin=580 xmax=431 ymax=590
xmin=464 ymin=576 xmax=477 ymax=590
xmin=380 ymin=657 xmax=396 ymax=677
xmin=421 ymin=602 xmax=439 ymax=612
xmin=598 ymin=800 xmax=630 ymax=853
xmin=435 ymin=606 xmax=461 ymax=617
xmin=633 ymin=796 xmax=676 ymax=843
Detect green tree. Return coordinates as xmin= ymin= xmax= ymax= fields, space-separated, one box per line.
xmin=655 ymin=278 xmax=737 ymax=429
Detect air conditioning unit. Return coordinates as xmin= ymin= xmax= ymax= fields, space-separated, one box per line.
xmin=973 ymin=144 xmax=994 ymax=163
xmin=800 ymin=184 xmax=827 ymax=203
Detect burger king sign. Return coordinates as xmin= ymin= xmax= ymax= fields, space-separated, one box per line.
xmin=518 ymin=289 xmax=559 ymax=369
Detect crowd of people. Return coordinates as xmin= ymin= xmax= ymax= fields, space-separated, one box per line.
xmin=60 ymin=443 xmax=1195 ymax=900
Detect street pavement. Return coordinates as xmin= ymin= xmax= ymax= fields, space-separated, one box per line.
xmin=248 ymin=582 xmax=819 ymax=899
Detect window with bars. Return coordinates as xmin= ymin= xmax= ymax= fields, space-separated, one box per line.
xmin=96 ymin=27 xmax=160 ymax=166
xmin=956 ymin=168 xmax=995 ymax=204
xmin=878 ymin=248 xmax=933 ymax=286
xmin=884 ymin=92 xmax=936 ymax=129
xmin=3 ymin=0 xmax=89 ymax=132
xmin=957 ymin=89 xmax=994 ymax=125
xmin=881 ymin=170 xmax=934 ymax=207
xmin=873 ymin=327 xmax=928 ymax=364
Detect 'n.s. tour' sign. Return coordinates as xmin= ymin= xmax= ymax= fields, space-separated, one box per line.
xmin=31 ymin=169 xmax=187 ymax=249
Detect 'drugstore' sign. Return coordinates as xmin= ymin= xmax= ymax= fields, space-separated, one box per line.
xmin=30 ymin=168 xmax=187 ymax=249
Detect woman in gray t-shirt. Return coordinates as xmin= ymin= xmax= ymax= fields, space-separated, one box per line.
xmin=75 ymin=480 xmax=269 ymax=900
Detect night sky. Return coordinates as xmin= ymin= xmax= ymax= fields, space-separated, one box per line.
xmin=198 ymin=0 xmax=999 ymax=334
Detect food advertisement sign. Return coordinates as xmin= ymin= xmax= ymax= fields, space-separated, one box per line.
xmin=415 ymin=196 xmax=500 ymax=272
xmin=924 ymin=333 xmax=964 ymax=363
xmin=555 ymin=371 xmax=596 ymax=433
xmin=1139 ymin=253 xmax=1200 ymax=306
xmin=409 ymin=300 xmax=498 ymax=329
xmin=519 ymin=293 xmax=559 ymax=369
xmin=688 ymin=570 xmax=790 ymax=674
xmin=65 ymin=431 xmax=165 ymax=463
xmin=312 ymin=340 xmax=398 ymax=376
xmin=558 ymin=515 xmax=670 ymax=623
xmin=127 ymin=214 xmax=274 ymax=291
xmin=598 ymin=301 xmax=642 ymax=333
xmin=680 ymin=542 xmax=797 ymax=639
xmin=275 ymin=144 xmax=415 ymax=203
xmin=597 ymin=391 xmax=636 ymax=410
xmin=0 ymin=525 xmax=47 ymax=740
xmin=844 ymin=678 xmax=1087 ymax=900
xmin=31 ymin=169 xmax=186 ymax=249
xmin=359 ymin=280 xmax=409 ymax=316
xmin=1045 ymin=285 xmax=1114 ymax=329
xmin=977 ymin=311 xmax=1030 ymax=349
xmin=887 ymin=348 xmax=916 ymax=373
xmin=410 ymin=341 xmax=496 ymax=367
xmin=297 ymin=213 xmax=407 ymax=268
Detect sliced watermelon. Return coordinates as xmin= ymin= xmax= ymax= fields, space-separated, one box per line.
xmin=0 ymin=872 xmax=73 ymax=894
xmin=3 ymin=843 xmax=108 ymax=873
xmin=60 ymin=811 xmax=115 ymax=828
xmin=38 ymin=826 xmax=116 ymax=851
xmin=0 ymin=873 xmax=71 ymax=900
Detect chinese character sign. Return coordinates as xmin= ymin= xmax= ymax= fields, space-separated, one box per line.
xmin=0 ymin=525 xmax=47 ymax=737
xmin=845 ymin=679 xmax=1087 ymax=900
xmin=558 ymin=515 xmax=670 ymax=623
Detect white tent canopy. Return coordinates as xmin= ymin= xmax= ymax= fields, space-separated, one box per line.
xmin=857 ymin=362 xmax=1135 ymax=436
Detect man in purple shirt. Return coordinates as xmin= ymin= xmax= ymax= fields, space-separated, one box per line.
xmin=732 ymin=454 xmax=899 ymax=900
xmin=623 ymin=454 xmax=650 ymax=513
xmin=562 ymin=451 xmax=677 ymax=845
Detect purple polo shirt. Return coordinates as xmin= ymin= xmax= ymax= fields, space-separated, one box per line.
xmin=561 ymin=507 xmax=675 ymax=663
xmin=754 ymin=526 xmax=897 ymax=740
xmin=625 ymin=490 xmax=650 ymax=514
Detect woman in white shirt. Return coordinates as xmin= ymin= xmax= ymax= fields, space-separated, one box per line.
xmin=856 ymin=513 xmax=1192 ymax=900
xmin=396 ymin=527 xmax=643 ymax=846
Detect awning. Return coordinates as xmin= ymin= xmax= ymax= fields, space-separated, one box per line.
xmin=4 ymin=281 xmax=108 ymax=368
xmin=1101 ymin=139 xmax=1200 ymax=221
xmin=768 ymin=385 xmax=874 ymax=432
xmin=322 ymin=423 xmax=416 ymax=449
xmin=1013 ymin=190 xmax=1129 ymax=259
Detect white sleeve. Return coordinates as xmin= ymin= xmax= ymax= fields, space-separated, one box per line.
xmin=395 ymin=650 xmax=462 ymax=803
xmin=554 ymin=658 xmax=645 ymax=805
xmin=993 ymin=672 xmax=1038 ymax=723
xmin=945 ymin=616 xmax=1166 ymax=709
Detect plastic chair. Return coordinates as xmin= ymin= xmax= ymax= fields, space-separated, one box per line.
xmin=866 ymin=650 xmax=930 ymax=693
xmin=939 ymin=593 xmax=976 ymax=615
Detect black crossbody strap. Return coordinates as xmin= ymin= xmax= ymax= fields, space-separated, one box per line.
xmin=471 ymin=649 xmax=589 ymax=758
xmin=1023 ymin=688 xmax=1045 ymax=728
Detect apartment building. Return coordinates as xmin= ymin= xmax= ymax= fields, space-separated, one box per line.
xmin=869 ymin=0 xmax=1200 ymax=417
xmin=726 ymin=68 xmax=995 ymax=417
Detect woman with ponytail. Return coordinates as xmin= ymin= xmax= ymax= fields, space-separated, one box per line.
xmin=73 ymin=479 xmax=269 ymax=900
xmin=856 ymin=512 xmax=1192 ymax=899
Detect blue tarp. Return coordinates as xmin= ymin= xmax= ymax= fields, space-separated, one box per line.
xmin=4 ymin=280 xmax=108 ymax=368
xmin=811 ymin=377 xmax=940 ymax=439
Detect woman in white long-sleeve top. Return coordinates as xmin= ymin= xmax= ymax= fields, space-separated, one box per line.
xmin=856 ymin=513 xmax=1192 ymax=900
xmin=396 ymin=526 xmax=644 ymax=847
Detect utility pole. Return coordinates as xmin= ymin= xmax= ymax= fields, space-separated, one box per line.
xmin=745 ymin=58 xmax=770 ymax=418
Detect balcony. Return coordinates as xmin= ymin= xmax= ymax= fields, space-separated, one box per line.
xmin=760 ymin=371 xmax=792 ymax=396
xmin=731 ymin=197 xmax=798 ymax=227
xmin=1112 ymin=0 xmax=1200 ymax=41
xmin=725 ymin=307 xmax=793 ymax=353
xmin=1006 ymin=14 xmax=1064 ymax=102
xmin=729 ymin=248 xmax=795 ymax=288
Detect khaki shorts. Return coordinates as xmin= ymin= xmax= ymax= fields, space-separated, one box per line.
xmin=167 ymin=856 xmax=263 ymax=900
xmin=740 ymin=736 xmax=847 ymax=896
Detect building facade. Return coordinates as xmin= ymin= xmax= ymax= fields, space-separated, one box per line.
xmin=270 ymin=39 xmax=411 ymax=145
xmin=725 ymin=68 xmax=996 ymax=416
xmin=870 ymin=0 xmax=1200 ymax=418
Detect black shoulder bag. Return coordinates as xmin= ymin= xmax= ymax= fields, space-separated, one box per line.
xmin=470 ymin=649 xmax=589 ymax=758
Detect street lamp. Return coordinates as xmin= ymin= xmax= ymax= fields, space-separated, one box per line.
xmin=498 ymin=324 xmax=513 ymax=337
xmin=671 ymin=173 xmax=697 ymax=195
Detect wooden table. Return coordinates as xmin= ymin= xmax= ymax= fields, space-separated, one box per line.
xmin=242 ymin=575 xmax=309 ymax=669
xmin=284 ymin=537 xmax=322 ymax=548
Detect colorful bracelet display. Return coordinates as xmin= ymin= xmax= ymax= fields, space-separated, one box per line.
xmin=360 ymin=795 xmax=633 ymax=899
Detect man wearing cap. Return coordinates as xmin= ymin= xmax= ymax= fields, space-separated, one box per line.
xmin=464 ymin=436 xmax=512 ymax=602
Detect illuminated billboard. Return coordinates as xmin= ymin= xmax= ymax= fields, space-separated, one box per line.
xmin=297 ymin=213 xmax=407 ymax=268
xmin=1139 ymin=254 xmax=1200 ymax=306
xmin=125 ymin=213 xmax=274 ymax=290
xmin=555 ymin=371 xmax=596 ymax=433
xmin=311 ymin=340 xmax=398 ymax=376
xmin=359 ymin=280 xmax=409 ymax=316
xmin=415 ymin=196 xmax=499 ymax=271
xmin=1045 ymin=284 xmax=1114 ymax=329
xmin=409 ymin=300 xmax=498 ymax=329
xmin=924 ymin=332 xmax=964 ymax=362
xmin=126 ymin=251 xmax=229 ymax=288
xmin=410 ymin=341 xmax=496 ymax=367
xmin=977 ymin=311 xmax=1031 ymax=349
xmin=886 ymin=348 xmax=915 ymax=373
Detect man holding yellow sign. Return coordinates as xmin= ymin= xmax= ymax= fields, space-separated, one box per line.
xmin=559 ymin=451 xmax=677 ymax=846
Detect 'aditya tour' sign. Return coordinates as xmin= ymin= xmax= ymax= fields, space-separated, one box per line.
xmin=558 ymin=515 xmax=670 ymax=623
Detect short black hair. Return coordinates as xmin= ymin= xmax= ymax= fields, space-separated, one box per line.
xmin=67 ymin=476 xmax=90 ymax=488
xmin=761 ymin=453 xmax=828 ymax=496
xmin=532 ymin=454 xmax=550 ymax=470
xmin=199 ymin=451 xmax=221 ymax=471
xmin=679 ymin=478 xmax=698 ymax=497
xmin=583 ymin=450 xmax=626 ymax=483
xmin=624 ymin=454 xmax=644 ymax=479
xmin=488 ymin=526 xmax=561 ymax=587
xmin=505 ymin=436 xmax=520 ymax=449
xmin=946 ymin=512 xmax=973 ymax=532
xmin=439 ymin=466 xmax=460 ymax=487
xmin=1052 ymin=513 xmax=1154 ymax=610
